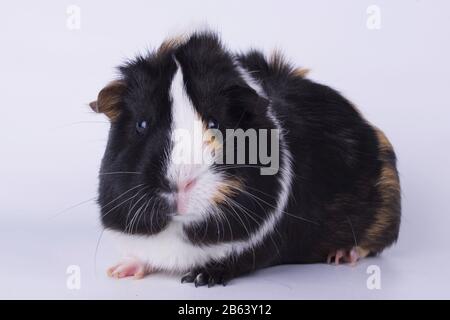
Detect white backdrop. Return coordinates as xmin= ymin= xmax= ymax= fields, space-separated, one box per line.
xmin=1 ymin=0 xmax=449 ymax=299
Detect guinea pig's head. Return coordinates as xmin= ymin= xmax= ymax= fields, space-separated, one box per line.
xmin=90 ymin=32 xmax=284 ymax=242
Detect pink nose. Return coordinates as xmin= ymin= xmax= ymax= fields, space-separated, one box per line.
xmin=179 ymin=179 xmax=196 ymax=192
xmin=176 ymin=179 xmax=196 ymax=214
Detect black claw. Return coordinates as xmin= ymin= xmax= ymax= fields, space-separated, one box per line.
xmin=182 ymin=268 xmax=230 ymax=288
xmin=207 ymin=277 xmax=215 ymax=288
xmin=194 ymin=273 xmax=207 ymax=287
xmin=181 ymin=272 xmax=196 ymax=284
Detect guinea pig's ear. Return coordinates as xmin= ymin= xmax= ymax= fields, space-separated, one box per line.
xmin=89 ymin=80 xmax=126 ymax=121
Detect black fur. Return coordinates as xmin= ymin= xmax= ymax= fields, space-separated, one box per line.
xmin=92 ymin=32 xmax=401 ymax=286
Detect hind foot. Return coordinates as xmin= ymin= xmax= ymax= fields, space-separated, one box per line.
xmin=327 ymin=247 xmax=370 ymax=266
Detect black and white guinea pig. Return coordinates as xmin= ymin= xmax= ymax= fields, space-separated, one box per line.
xmin=89 ymin=31 xmax=401 ymax=287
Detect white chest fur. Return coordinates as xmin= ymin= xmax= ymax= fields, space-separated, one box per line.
xmin=106 ymin=223 xmax=235 ymax=273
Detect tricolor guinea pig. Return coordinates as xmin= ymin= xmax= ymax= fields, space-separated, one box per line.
xmin=89 ymin=31 xmax=401 ymax=287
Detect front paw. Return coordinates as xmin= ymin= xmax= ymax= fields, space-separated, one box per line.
xmin=181 ymin=267 xmax=231 ymax=287
xmin=107 ymin=257 xmax=149 ymax=279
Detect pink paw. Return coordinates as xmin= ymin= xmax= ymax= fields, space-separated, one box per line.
xmin=327 ymin=247 xmax=369 ymax=266
xmin=107 ymin=258 xmax=149 ymax=279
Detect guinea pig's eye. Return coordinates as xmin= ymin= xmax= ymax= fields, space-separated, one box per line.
xmin=207 ymin=118 xmax=219 ymax=130
xmin=136 ymin=120 xmax=148 ymax=134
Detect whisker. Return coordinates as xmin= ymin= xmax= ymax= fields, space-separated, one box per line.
xmin=222 ymin=198 xmax=252 ymax=240
xmin=52 ymin=121 xmax=110 ymax=130
xmin=134 ymin=197 xmax=153 ymax=234
xmin=214 ymin=164 xmax=271 ymax=170
xmin=149 ymin=197 xmax=158 ymax=234
xmin=101 ymin=185 xmax=148 ymax=219
xmin=224 ymin=196 xmax=263 ymax=226
xmin=127 ymin=199 xmax=146 ymax=234
xmin=128 ymin=194 xmax=153 ymax=234
xmin=242 ymin=184 xmax=280 ymax=202
xmin=346 ymin=215 xmax=359 ymax=248
xmin=228 ymin=193 xmax=283 ymax=259
xmin=220 ymin=201 xmax=256 ymax=267
xmin=226 ymin=183 xmax=319 ymax=225
xmin=125 ymin=187 xmax=150 ymax=233
xmin=99 ymin=183 xmax=146 ymax=211
xmin=99 ymin=171 xmax=143 ymax=176
xmin=216 ymin=206 xmax=233 ymax=242
xmin=220 ymin=188 xmax=283 ymax=260
xmin=94 ymin=228 xmax=105 ymax=277
xmin=49 ymin=196 xmax=97 ymax=220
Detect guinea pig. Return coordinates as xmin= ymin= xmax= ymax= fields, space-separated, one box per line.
xmin=89 ymin=31 xmax=401 ymax=287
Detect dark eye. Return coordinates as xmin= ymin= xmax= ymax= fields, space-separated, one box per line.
xmin=136 ymin=120 xmax=148 ymax=134
xmin=207 ymin=118 xmax=219 ymax=130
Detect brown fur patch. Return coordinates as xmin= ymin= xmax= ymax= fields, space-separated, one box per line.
xmin=269 ymin=49 xmax=310 ymax=78
xmin=361 ymin=128 xmax=401 ymax=252
xmin=364 ymin=167 xmax=398 ymax=238
xmin=354 ymin=246 xmax=370 ymax=258
xmin=268 ymin=49 xmax=285 ymax=72
xmin=212 ymin=179 xmax=242 ymax=205
xmin=375 ymin=128 xmax=393 ymax=153
xmin=292 ymin=67 xmax=310 ymax=78
xmin=156 ymin=34 xmax=186 ymax=57
xmin=90 ymin=80 xmax=126 ymax=121
xmin=202 ymin=125 xmax=223 ymax=158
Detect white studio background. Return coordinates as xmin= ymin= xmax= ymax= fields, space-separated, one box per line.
xmin=0 ymin=0 xmax=449 ymax=299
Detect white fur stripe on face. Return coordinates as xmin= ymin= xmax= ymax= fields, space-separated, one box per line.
xmin=167 ymin=60 xmax=204 ymax=174
xmin=165 ymin=60 xmax=222 ymax=219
